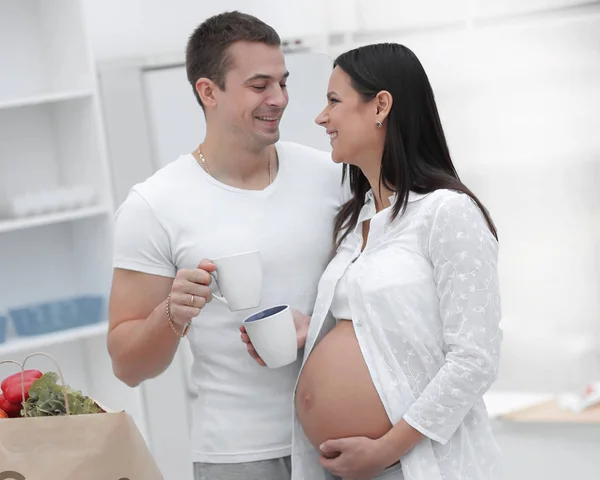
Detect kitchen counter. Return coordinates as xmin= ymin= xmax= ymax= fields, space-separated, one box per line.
xmin=484 ymin=391 xmax=600 ymax=480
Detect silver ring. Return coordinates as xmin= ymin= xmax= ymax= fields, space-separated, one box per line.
xmin=190 ymin=294 xmax=195 ymax=306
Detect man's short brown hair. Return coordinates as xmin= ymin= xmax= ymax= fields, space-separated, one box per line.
xmin=185 ymin=11 xmax=281 ymax=108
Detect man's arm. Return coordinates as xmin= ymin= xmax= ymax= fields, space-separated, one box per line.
xmin=107 ymin=261 xmax=214 ymax=387
xmin=107 ymin=268 xmax=178 ymax=387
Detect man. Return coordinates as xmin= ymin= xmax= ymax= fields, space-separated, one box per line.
xmin=107 ymin=10 xmax=345 ymax=480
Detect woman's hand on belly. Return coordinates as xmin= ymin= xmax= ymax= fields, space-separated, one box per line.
xmin=318 ymin=436 xmax=393 ymax=480
xmin=240 ymin=309 xmax=310 ymax=366
xmin=318 ymin=418 xmax=425 ymax=479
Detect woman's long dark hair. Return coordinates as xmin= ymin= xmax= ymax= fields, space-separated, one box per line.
xmin=332 ymin=43 xmax=497 ymax=251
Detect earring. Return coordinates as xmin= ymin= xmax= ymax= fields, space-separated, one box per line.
xmin=376 ymin=120 xmax=383 ymax=128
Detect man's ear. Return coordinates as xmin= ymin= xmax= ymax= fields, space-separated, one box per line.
xmin=196 ymin=77 xmax=218 ymax=108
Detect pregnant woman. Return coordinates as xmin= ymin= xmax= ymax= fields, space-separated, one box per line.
xmin=243 ymin=43 xmax=503 ymax=480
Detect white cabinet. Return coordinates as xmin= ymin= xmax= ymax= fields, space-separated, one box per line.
xmin=0 ymin=0 xmax=148 ymax=445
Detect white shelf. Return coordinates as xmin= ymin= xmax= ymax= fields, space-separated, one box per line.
xmin=0 ymin=89 xmax=94 ymax=111
xmin=0 ymin=0 xmax=93 ymax=101
xmin=0 ymin=321 xmax=108 ymax=358
xmin=0 ymin=98 xmax=113 ymax=205
xmin=0 ymin=205 xmax=110 ymax=234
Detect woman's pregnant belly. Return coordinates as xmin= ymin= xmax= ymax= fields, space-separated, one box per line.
xmin=295 ymin=320 xmax=393 ymax=450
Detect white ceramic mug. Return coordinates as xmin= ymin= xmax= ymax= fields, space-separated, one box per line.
xmin=242 ymin=304 xmax=298 ymax=369
xmin=210 ymin=251 xmax=262 ymax=311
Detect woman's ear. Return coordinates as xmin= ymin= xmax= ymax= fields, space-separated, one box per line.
xmin=375 ymin=90 xmax=393 ymax=122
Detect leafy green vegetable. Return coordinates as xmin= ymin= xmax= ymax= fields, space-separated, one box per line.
xmin=22 ymin=372 xmax=104 ymax=417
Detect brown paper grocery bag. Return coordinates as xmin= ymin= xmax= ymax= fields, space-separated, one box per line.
xmin=0 ymin=410 xmax=164 ymax=479
xmin=0 ymin=353 xmax=164 ymax=480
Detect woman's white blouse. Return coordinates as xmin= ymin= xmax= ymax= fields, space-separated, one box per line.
xmin=291 ymin=188 xmax=503 ymax=480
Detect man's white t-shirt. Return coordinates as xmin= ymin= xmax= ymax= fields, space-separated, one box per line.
xmin=112 ymin=141 xmax=346 ymax=464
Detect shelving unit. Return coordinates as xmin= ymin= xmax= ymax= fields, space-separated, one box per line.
xmin=0 ymin=0 xmax=149 ymax=445
xmin=0 ymin=0 xmax=93 ymax=103
xmin=0 ymin=321 xmax=108 ymax=358
xmin=0 ymin=0 xmax=112 ymax=326
xmin=0 ymin=89 xmax=94 ymax=111
xmin=0 ymin=204 xmax=110 ymax=234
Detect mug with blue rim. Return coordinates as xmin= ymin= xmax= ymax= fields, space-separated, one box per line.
xmin=242 ymin=304 xmax=297 ymax=368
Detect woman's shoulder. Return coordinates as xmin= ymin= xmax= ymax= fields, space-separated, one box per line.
xmin=414 ymin=188 xmax=471 ymax=208
xmin=396 ymin=189 xmax=473 ymax=226
xmin=405 ymin=188 xmax=492 ymax=238
xmin=414 ymin=189 xmax=498 ymax=251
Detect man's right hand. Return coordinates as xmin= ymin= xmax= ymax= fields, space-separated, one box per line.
xmin=108 ymin=259 xmax=219 ymax=387
xmin=168 ymin=259 xmax=216 ymax=328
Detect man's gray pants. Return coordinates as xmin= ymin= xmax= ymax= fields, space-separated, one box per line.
xmin=194 ymin=456 xmax=292 ymax=480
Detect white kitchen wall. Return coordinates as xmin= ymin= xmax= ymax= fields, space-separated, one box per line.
xmin=81 ymin=0 xmax=594 ymax=60
xmin=82 ymin=0 xmax=330 ymax=60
